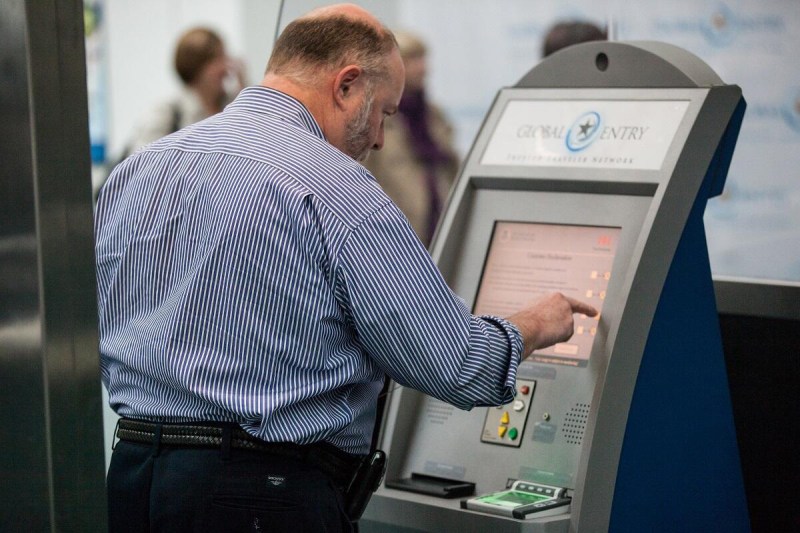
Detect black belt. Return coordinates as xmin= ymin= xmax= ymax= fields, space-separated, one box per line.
xmin=115 ymin=418 xmax=363 ymax=490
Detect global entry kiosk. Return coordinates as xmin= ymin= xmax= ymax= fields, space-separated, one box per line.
xmin=361 ymin=41 xmax=749 ymax=532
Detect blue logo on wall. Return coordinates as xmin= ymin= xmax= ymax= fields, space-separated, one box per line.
xmin=782 ymin=87 xmax=800 ymax=134
xmin=652 ymin=2 xmax=784 ymax=48
xmin=701 ymin=3 xmax=736 ymax=47
xmin=566 ymin=111 xmax=602 ymax=152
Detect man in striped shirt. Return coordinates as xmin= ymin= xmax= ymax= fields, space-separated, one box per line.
xmin=96 ymin=3 xmax=596 ymax=531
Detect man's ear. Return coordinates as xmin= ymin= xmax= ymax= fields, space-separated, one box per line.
xmin=333 ymin=65 xmax=363 ymax=109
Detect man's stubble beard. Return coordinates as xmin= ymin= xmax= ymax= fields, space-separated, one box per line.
xmin=344 ymin=89 xmax=374 ymax=163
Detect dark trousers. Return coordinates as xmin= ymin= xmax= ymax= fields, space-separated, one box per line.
xmin=108 ymin=439 xmax=354 ymax=532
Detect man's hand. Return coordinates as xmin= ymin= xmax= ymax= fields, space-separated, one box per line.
xmin=507 ymin=293 xmax=598 ymax=359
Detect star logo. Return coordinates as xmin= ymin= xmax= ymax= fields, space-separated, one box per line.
xmin=578 ymin=119 xmax=596 ymax=140
xmin=566 ymin=111 xmax=602 ymax=152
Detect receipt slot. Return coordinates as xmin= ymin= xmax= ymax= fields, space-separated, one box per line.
xmin=361 ymin=41 xmax=748 ymax=533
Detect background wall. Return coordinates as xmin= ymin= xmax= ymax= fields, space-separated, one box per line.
xmin=616 ymin=0 xmax=800 ymax=283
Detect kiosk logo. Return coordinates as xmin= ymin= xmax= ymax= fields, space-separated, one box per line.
xmin=566 ymin=111 xmax=602 ymax=152
xmin=482 ymin=99 xmax=689 ymax=170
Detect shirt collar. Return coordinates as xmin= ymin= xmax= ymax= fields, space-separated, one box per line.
xmin=226 ymin=86 xmax=326 ymax=141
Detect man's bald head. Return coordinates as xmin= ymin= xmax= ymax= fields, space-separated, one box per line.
xmin=304 ymin=2 xmax=376 ymax=23
xmin=266 ymin=3 xmax=397 ymax=86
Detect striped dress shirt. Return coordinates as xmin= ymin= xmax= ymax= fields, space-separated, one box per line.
xmin=95 ymin=86 xmax=523 ymax=455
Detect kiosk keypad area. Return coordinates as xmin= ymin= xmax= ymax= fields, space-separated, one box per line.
xmin=481 ymin=380 xmax=536 ymax=446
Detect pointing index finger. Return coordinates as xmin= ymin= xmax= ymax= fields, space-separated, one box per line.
xmin=567 ymin=296 xmax=598 ymax=317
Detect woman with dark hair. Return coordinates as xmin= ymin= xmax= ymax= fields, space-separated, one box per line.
xmin=127 ymin=27 xmax=246 ymax=152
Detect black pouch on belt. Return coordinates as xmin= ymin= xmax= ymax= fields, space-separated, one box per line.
xmin=345 ymin=450 xmax=387 ymax=522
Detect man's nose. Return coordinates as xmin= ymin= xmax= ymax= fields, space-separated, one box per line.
xmin=373 ymin=127 xmax=385 ymax=151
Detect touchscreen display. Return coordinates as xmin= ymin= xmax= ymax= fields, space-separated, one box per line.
xmin=473 ymin=221 xmax=621 ymax=367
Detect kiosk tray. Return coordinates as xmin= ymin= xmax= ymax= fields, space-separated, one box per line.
xmin=386 ymin=473 xmax=476 ymax=498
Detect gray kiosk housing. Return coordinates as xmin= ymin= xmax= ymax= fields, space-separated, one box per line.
xmin=362 ymin=42 xmax=748 ymax=532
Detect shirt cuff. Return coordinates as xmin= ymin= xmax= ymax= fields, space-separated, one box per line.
xmin=479 ymin=315 xmax=524 ymax=397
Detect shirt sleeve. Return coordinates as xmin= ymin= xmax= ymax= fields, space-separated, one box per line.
xmin=334 ymin=202 xmax=523 ymax=409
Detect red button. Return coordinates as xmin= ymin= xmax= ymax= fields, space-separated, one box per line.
xmin=520 ymin=386 xmax=530 ymax=395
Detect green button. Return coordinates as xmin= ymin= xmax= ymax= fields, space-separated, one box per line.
xmin=508 ymin=427 xmax=519 ymax=440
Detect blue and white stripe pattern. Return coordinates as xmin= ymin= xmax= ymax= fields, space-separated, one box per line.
xmin=95 ymin=87 xmax=523 ymax=455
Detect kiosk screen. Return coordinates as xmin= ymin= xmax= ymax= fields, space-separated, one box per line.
xmin=474 ymin=221 xmax=620 ymax=366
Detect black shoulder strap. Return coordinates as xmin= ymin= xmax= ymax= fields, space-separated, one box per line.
xmin=169 ymin=102 xmax=182 ymax=134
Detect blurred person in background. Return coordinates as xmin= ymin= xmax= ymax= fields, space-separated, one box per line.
xmin=542 ymin=20 xmax=607 ymax=57
xmin=125 ymin=26 xmax=246 ymax=154
xmin=364 ymin=30 xmax=460 ymax=247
